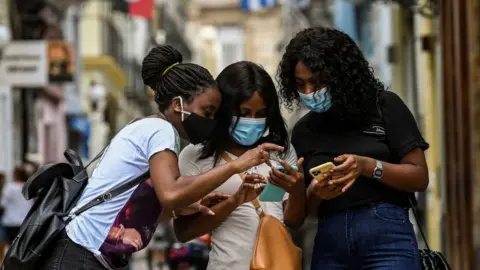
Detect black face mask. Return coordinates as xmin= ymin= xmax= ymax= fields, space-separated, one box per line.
xmin=182 ymin=112 xmax=217 ymax=145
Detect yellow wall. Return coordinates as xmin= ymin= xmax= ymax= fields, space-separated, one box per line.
xmin=391 ymin=5 xmax=442 ymax=251
xmin=80 ymin=0 xmax=107 ymax=57
xmin=414 ymin=15 xmax=442 ymax=250
xmin=390 ymin=6 xmax=406 ymax=98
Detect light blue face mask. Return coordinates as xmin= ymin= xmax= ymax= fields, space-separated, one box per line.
xmin=229 ymin=116 xmax=266 ymax=146
xmin=298 ymin=87 xmax=332 ymax=113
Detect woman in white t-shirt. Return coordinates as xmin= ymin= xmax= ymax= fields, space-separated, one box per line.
xmin=39 ymin=46 xmax=283 ymax=270
xmin=175 ymin=61 xmax=307 ymax=270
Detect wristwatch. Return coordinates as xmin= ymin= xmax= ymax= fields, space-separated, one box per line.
xmin=372 ymin=160 xmax=384 ymax=180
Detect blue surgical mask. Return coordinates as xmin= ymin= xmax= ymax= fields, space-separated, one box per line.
xmin=298 ymin=87 xmax=332 ymax=113
xmin=229 ymin=117 xmax=266 ymax=146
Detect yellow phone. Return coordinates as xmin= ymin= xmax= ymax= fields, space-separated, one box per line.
xmin=309 ymin=162 xmax=339 ymax=182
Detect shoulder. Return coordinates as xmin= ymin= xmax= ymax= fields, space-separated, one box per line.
xmin=131 ymin=118 xmax=175 ymax=134
xmin=134 ymin=118 xmax=177 ymax=143
xmin=379 ymin=90 xmax=408 ymax=109
xmin=179 ymin=144 xmax=202 ymax=161
xmin=291 ymin=112 xmax=312 ymax=143
xmin=179 ymin=144 xmax=216 ymax=173
xmin=124 ymin=118 xmax=179 ymax=155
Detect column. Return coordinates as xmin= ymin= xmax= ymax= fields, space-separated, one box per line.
xmin=440 ymin=0 xmax=476 ymax=268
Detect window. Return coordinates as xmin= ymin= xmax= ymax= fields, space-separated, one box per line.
xmin=216 ymin=26 xmax=244 ymax=71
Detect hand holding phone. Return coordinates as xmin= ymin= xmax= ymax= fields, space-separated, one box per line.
xmin=259 ymin=163 xmax=299 ymax=202
xmin=275 ymin=164 xmax=299 ymax=175
xmin=309 ymin=162 xmax=341 ymax=182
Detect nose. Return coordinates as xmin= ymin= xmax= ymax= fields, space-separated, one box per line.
xmin=303 ymin=83 xmax=315 ymax=95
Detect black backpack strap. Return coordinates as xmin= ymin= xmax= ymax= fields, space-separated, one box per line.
xmin=66 ymin=171 xmax=150 ymax=223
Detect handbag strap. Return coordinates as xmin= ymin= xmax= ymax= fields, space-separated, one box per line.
xmin=220 ymin=152 xmax=265 ymax=218
xmin=376 ymin=99 xmax=431 ymax=251
xmin=408 ymin=197 xmax=431 ymax=251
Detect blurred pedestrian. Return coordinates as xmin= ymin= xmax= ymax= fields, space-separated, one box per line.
xmin=0 ymin=173 xmax=8 ymax=262
xmin=1 ymin=166 xmax=33 ymax=245
xmin=277 ymin=27 xmax=429 ymax=269
xmin=174 ymin=61 xmax=307 ymax=269
xmin=89 ymin=80 xmax=106 ymax=112
xmin=38 ymin=45 xmax=282 ymax=270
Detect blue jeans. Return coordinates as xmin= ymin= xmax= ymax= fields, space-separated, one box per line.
xmin=311 ymin=202 xmax=421 ymax=270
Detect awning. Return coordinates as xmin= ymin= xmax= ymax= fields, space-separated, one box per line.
xmin=83 ymin=55 xmax=128 ymax=99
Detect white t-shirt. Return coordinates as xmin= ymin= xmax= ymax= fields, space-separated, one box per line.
xmin=1 ymin=182 xmax=33 ymax=227
xmin=66 ymin=118 xmax=180 ymax=269
xmin=179 ymin=144 xmax=298 ymax=270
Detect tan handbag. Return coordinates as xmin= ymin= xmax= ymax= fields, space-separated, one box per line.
xmin=221 ymin=153 xmax=302 ymax=270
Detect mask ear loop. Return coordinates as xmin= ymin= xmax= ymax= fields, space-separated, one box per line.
xmin=176 ymin=96 xmax=191 ymax=121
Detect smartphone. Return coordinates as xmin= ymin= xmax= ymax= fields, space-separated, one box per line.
xmin=259 ymin=164 xmax=299 ymax=202
xmin=309 ymin=162 xmax=339 ymax=182
xmin=274 ymin=164 xmax=299 ymax=175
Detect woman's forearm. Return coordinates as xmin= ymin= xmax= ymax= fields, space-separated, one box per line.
xmin=360 ymin=156 xmax=429 ymax=192
xmin=283 ymin=187 xmax=307 ymax=228
xmin=165 ymin=163 xmax=238 ymax=209
xmin=173 ymin=197 xmax=238 ymax=243
xmin=151 ymin=150 xmax=241 ymax=210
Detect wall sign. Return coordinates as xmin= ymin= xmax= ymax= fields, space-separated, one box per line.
xmin=0 ymin=40 xmax=74 ymax=87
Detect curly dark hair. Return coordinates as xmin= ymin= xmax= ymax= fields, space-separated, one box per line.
xmin=277 ymin=27 xmax=385 ymax=121
xmin=142 ymin=45 xmax=217 ymax=112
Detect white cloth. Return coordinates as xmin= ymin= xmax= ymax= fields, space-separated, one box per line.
xmin=90 ymin=84 xmax=106 ymax=101
xmin=1 ymin=182 xmax=33 ymax=227
xmin=179 ymin=144 xmax=298 ymax=270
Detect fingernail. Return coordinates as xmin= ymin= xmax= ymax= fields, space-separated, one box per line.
xmin=209 ymin=210 xmax=215 ymax=215
xmin=328 ymin=181 xmax=333 ymax=185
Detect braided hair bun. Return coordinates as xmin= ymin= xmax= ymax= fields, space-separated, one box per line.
xmin=141 ymin=45 xmax=182 ymax=89
xmin=142 ymin=45 xmax=216 ymax=111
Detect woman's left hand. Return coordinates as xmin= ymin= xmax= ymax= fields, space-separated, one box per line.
xmin=174 ymin=192 xmax=231 ymax=216
xmin=328 ymin=154 xmax=366 ymax=192
xmin=268 ymin=158 xmax=305 ymax=193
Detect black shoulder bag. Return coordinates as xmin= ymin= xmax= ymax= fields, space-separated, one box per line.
xmin=3 ymin=119 xmax=150 ymax=270
xmin=376 ymin=100 xmax=450 ymax=270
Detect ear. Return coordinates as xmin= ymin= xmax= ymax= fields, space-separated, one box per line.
xmin=171 ymin=97 xmax=182 ymax=113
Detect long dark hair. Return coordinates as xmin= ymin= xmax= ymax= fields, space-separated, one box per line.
xmin=277 ymin=27 xmax=385 ymax=122
xmin=200 ymin=61 xmax=289 ymax=162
